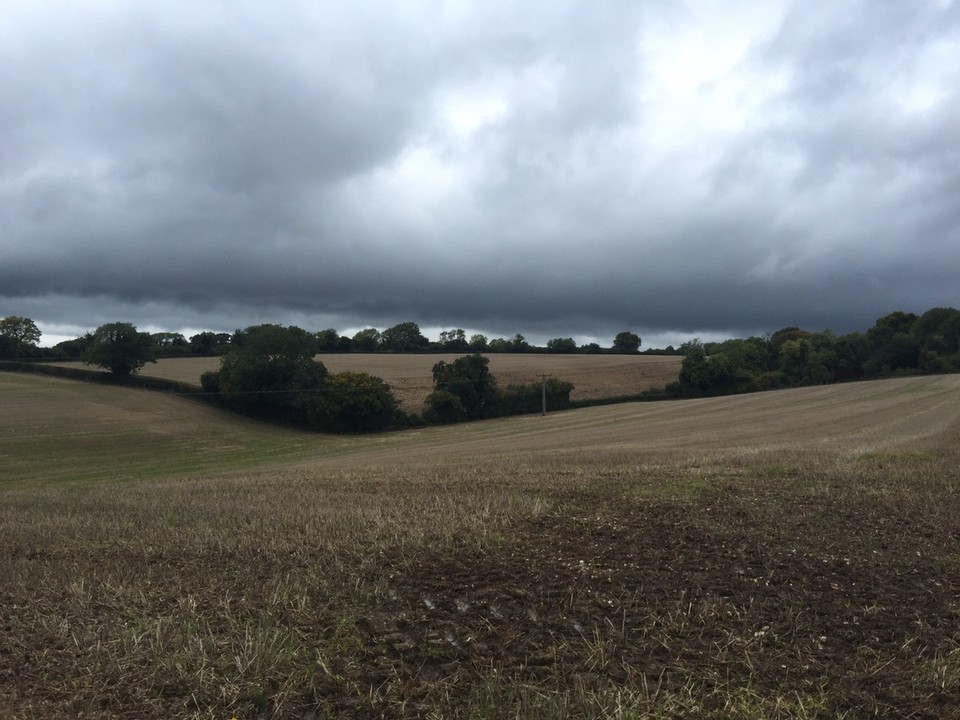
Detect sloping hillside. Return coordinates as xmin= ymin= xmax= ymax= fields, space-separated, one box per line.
xmin=3 ymin=371 xmax=960 ymax=718
xmin=4 ymin=371 xmax=958 ymax=483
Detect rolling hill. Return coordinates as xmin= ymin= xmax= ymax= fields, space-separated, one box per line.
xmin=2 ymin=370 xmax=960 ymax=718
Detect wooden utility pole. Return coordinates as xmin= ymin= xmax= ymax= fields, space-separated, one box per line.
xmin=540 ymin=373 xmax=551 ymax=415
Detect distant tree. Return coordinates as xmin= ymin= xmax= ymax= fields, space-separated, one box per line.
xmin=546 ymin=337 xmax=577 ymax=353
xmin=439 ymin=329 xmax=469 ymax=351
xmin=580 ymin=342 xmax=603 ymax=354
xmin=151 ymin=332 xmax=186 ymax=347
xmin=469 ymin=334 xmax=489 ymax=351
xmin=189 ymin=332 xmax=231 ymax=355
xmin=488 ymin=337 xmax=510 ymax=352
xmin=509 ymin=334 xmax=529 ymax=353
xmin=151 ymin=332 xmax=189 ymax=356
xmin=678 ymin=343 xmax=711 ymax=396
xmin=612 ymin=331 xmax=641 ymax=354
xmin=315 ymin=328 xmax=341 ymax=353
xmin=831 ymin=332 xmax=870 ymax=380
xmin=769 ymin=327 xmax=811 ymax=354
xmin=427 ymin=353 xmax=498 ymax=421
xmin=679 ymin=339 xmax=704 ymax=356
xmin=913 ymin=308 xmax=960 ymax=356
xmin=352 ymin=328 xmax=382 ymax=352
xmin=82 ymin=322 xmax=157 ymax=376
xmin=0 ymin=316 xmax=41 ymax=347
xmin=779 ymin=338 xmax=817 ymax=383
xmin=309 ymin=371 xmax=396 ymax=432
xmin=868 ymin=312 xmax=920 ymax=372
xmin=52 ymin=335 xmax=91 ymax=359
xmin=0 ymin=316 xmax=41 ymax=358
xmin=216 ymin=324 xmax=325 ymax=423
xmin=672 ymin=306 xmax=959 ymax=399
xmin=872 ymin=311 xmax=919 ymax=339
xmin=381 ymin=322 xmax=429 ymax=352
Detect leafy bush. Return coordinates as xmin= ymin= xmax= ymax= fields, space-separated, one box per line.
xmin=309 ymin=371 xmax=396 ymax=433
xmin=423 ymin=354 xmax=574 ymax=423
xmin=429 ymin=354 xmax=498 ymax=420
xmin=423 ymin=390 xmax=466 ymax=424
xmin=215 ymin=324 xmax=326 ymax=425
xmin=497 ymin=379 xmax=574 ymax=415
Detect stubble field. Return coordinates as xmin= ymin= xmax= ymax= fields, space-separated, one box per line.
xmin=2 ymin=371 xmax=960 ymax=718
xmin=52 ymin=353 xmax=684 ymax=412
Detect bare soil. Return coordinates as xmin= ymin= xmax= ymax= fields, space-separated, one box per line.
xmin=2 ymin=373 xmax=959 ymax=718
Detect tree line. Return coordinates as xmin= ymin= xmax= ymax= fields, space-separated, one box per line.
xmin=674 ymin=308 xmax=960 ymax=398
xmin=3 ymin=308 xmax=958 ymax=430
xmin=0 ymin=317 xmax=646 ymax=360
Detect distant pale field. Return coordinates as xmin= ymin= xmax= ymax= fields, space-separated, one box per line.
xmin=51 ymin=353 xmax=683 ymax=412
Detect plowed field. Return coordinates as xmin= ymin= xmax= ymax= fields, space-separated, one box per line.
xmin=2 ymin=372 xmax=960 ymax=718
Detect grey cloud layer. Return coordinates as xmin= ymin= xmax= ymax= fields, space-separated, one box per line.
xmin=2 ymin=0 xmax=958 ymax=341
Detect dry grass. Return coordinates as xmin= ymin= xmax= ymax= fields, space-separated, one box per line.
xmin=49 ymin=353 xmax=683 ymax=412
xmin=2 ymin=372 xmax=960 ymax=718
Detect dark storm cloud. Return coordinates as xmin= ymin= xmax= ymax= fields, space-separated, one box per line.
xmin=2 ymin=0 xmax=958 ymax=345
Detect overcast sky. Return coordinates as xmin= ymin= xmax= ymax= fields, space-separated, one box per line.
xmin=2 ymin=1 xmax=958 ymax=348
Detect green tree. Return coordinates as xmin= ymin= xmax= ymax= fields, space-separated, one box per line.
xmin=52 ymin=335 xmax=91 ymax=359
xmin=82 ymin=322 xmax=157 ymax=375
xmin=679 ymin=338 xmax=704 ymax=356
xmin=439 ymin=329 xmax=469 ymax=351
xmin=216 ymin=324 xmax=325 ymax=424
xmin=612 ymin=331 xmax=641 ymax=354
xmin=832 ymin=332 xmax=869 ymax=380
xmin=469 ymin=334 xmax=489 ymax=351
xmin=352 ymin=328 xmax=382 ymax=352
xmin=913 ymin=308 xmax=960 ymax=356
xmin=381 ymin=322 xmax=429 ymax=352
xmin=546 ymin=337 xmax=577 ymax=353
xmin=151 ymin=332 xmax=189 ymax=356
xmin=428 ymin=353 xmax=498 ymax=420
xmin=867 ymin=312 xmax=920 ymax=372
xmin=509 ymin=334 xmax=529 ymax=352
xmin=768 ymin=327 xmax=809 ymax=353
xmin=0 ymin=316 xmax=41 ymax=346
xmin=422 ymin=390 xmax=466 ymax=424
xmin=309 ymin=371 xmax=396 ymax=432
xmin=0 ymin=316 xmax=41 ymax=358
xmin=678 ymin=344 xmax=710 ymax=396
xmin=189 ymin=332 xmax=231 ymax=355
xmin=315 ymin=329 xmax=341 ymax=352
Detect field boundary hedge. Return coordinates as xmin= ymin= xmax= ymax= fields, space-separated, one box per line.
xmin=568 ymin=386 xmax=681 ymax=409
xmin=0 ymin=360 xmax=226 ymax=407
